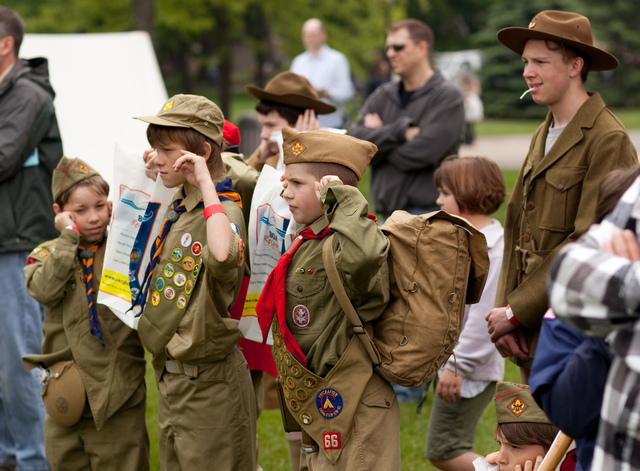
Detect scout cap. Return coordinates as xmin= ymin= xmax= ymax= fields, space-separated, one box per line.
xmin=52 ymin=156 xmax=100 ymax=203
xmin=41 ymin=361 xmax=86 ymax=427
xmin=497 ymin=10 xmax=618 ymax=71
xmin=246 ymin=71 xmax=336 ymax=115
xmin=281 ymin=126 xmax=377 ymax=181
xmin=494 ymin=381 xmax=551 ymax=425
xmin=134 ymin=94 xmax=224 ymax=146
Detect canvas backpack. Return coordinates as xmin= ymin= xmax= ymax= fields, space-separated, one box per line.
xmin=323 ymin=210 xmax=490 ymax=387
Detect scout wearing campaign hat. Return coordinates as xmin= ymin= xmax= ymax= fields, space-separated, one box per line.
xmin=497 ymin=10 xmax=618 ymax=71
xmin=494 ymin=381 xmax=551 ymax=425
xmin=281 ymin=126 xmax=377 ymax=181
xmin=52 ymin=156 xmax=101 ymax=203
xmin=246 ymin=71 xmax=337 ymax=115
xmin=134 ymin=94 xmax=224 ymax=146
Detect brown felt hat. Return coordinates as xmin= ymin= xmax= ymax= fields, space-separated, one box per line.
xmin=52 ymin=156 xmax=101 ymax=203
xmin=494 ymin=381 xmax=551 ymax=425
xmin=281 ymin=127 xmax=376 ymax=181
xmin=134 ymin=94 xmax=224 ymax=146
xmin=246 ymin=71 xmax=336 ymax=115
xmin=497 ymin=10 xmax=618 ymax=71
xmin=42 ymin=361 xmax=86 ymax=428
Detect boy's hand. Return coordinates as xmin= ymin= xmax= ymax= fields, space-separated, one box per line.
xmin=315 ymin=175 xmax=342 ymax=201
xmin=143 ymin=148 xmax=159 ymax=181
xmin=436 ymin=369 xmax=463 ymax=403
xmin=54 ymin=211 xmax=75 ymax=233
xmin=174 ymin=151 xmax=213 ymax=191
xmin=515 ymin=455 xmax=543 ymax=471
xmin=295 ymin=109 xmax=320 ymax=132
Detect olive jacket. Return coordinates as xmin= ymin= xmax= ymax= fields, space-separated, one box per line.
xmin=496 ymin=92 xmax=638 ymax=369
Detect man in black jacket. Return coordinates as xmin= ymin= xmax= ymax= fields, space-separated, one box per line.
xmin=350 ymin=19 xmax=464 ymax=219
xmin=0 ymin=6 xmax=62 ymax=470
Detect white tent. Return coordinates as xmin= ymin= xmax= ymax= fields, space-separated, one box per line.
xmin=21 ymin=31 xmax=168 ymax=188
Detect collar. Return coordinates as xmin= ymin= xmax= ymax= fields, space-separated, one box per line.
xmin=173 ymin=186 xmax=204 ymax=211
xmin=304 ymin=214 xmax=330 ymax=236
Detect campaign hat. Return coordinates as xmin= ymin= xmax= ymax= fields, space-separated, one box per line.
xmin=246 ymin=71 xmax=336 ymax=115
xmin=497 ymin=10 xmax=618 ymax=71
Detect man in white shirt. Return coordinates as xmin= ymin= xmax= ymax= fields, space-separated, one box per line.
xmin=290 ymin=18 xmax=354 ymax=128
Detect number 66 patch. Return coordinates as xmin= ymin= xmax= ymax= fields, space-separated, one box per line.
xmin=323 ymin=432 xmax=341 ymax=450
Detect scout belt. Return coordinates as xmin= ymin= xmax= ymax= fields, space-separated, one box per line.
xmin=272 ymin=321 xmax=374 ymax=464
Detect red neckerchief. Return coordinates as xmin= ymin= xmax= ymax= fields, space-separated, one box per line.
xmin=256 ymin=225 xmax=332 ymax=366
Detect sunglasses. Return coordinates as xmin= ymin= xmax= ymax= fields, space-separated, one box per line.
xmin=384 ymin=43 xmax=406 ymax=53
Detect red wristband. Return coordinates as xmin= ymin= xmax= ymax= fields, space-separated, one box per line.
xmin=506 ymin=304 xmax=521 ymax=327
xmin=203 ymin=204 xmax=225 ymax=220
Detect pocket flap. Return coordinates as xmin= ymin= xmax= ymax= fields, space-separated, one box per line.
xmin=545 ymin=166 xmax=587 ymax=192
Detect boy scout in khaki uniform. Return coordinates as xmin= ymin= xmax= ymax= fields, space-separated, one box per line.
xmin=257 ymin=127 xmax=400 ymax=470
xmin=23 ymin=156 xmax=149 ymax=471
xmin=134 ymin=94 xmax=256 ymax=471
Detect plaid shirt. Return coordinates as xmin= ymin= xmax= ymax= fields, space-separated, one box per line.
xmin=549 ymin=176 xmax=640 ymax=470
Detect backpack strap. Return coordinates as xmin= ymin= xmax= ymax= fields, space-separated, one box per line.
xmin=322 ymin=234 xmax=381 ymax=366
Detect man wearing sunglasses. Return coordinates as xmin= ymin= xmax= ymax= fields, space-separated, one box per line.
xmin=350 ymin=18 xmax=464 ymax=220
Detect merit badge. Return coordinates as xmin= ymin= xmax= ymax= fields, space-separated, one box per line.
xmin=192 ymin=264 xmax=201 ymax=278
xmin=182 ymin=257 xmax=195 ymax=271
xmin=507 ymin=396 xmax=529 ymax=417
xmin=163 ymin=263 xmax=175 ymax=278
xmin=286 ymin=377 xmax=296 ymax=390
xmin=316 ymin=388 xmax=343 ymax=419
xmin=284 ymin=354 xmax=291 ymax=366
xmin=304 ymin=377 xmax=317 ymax=388
xmin=67 ymin=277 xmax=77 ymax=290
xmin=290 ymin=365 xmax=302 ymax=378
xmin=155 ymin=277 xmax=165 ymax=291
xmin=191 ymin=241 xmax=202 ymax=256
xmin=296 ymin=389 xmax=308 ymax=401
xmin=176 ymin=295 xmax=187 ymax=310
xmin=284 ymin=388 xmax=290 ymax=399
xmin=323 ymin=433 xmax=341 ymax=450
xmin=292 ymin=305 xmax=310 ymax=327
xmin=300 ymin=412 xmax=312 ymax=425
xmin=184 ymin=279 xmax=194 ymax=295
xmin=173 ymin=273 xmax=186 ymax=287
xmin=171 ymin=248 xmax=183 ymax=261
xmin=180 ymin=233 xmax=192 ymax=247
xmin=151 ymin=291 xmax=161 ymax=306
xmin=164 ymin=286 xmax=176 ymax=300
xmin=290 ymin=400 xmax=300 ymax=412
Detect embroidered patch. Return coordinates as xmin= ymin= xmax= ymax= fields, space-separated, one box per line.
xmin=180 ymin=233 xmax=192 ymax=247
xmin=291 ymin=141 xmax=305 ymax=156
xmin=316 ymin=388 xmax=343 ymax=419
xmin=323 ymin=433 xmax=341 ymax=450
xmin=155 ymin=277 xmax=165 ymax=291
xmin=291 ymin=365 xmax=302 ymax=378
xmin=171 ymin=248 xmax=183 ymax=261
xmin=163 ymin=101 xmax=173 ymax=111
xmin=151 ymin=291 xmax=161 ymax=306
xmin=191 ymin=242 xmax=202 ymax=256
xmin=292 ymin=304 xmax=310 ymax=327
xmin=182 ymin=257 xmax=195 ymax=271
xmin=290 ymin=400 xmax=300 ymax=412
xmin=296 ymin=389 xmax=308 ymax=401
xmin=184 ymin=279 xmax=194 ymax=295
xmin=39 ymin=251 xmax=49 ymax=259
xmin=304 ymin=377 xmax=317 ymax=388
xmin=238 ymin=238 xmax=245 ymax=264
xmin=173 ymin=273 xmax=186 ymax=287
xmin=300 ymin=412 xmax=312 ymax=425
xmin=176 ymin=295 xmax=187 ymax=310
xmin=192 ymin=264 xmax=201 ymax=278
xmin=163 ymin=263 xmax=175 ymax=278
xmin=164 ymin=286 xmax=176 ymax=300
xmin=78 ymin=163 xmax=90 ymax=174
xmin=507 ymin=396 xmax=529 ymax=417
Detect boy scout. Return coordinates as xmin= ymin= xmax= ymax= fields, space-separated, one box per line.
xmin=245 ymin=71 xmax=336 ymax=172
xmin=257 ymin=127 xmax=400 ymax=470
xmin=134 ymin=94 xmax=256 ymax=471
xmin=23 ymin=156 xmax=149 ymax=471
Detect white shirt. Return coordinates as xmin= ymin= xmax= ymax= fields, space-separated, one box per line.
xmin=290 ymin=45 xmax=354 ymax=128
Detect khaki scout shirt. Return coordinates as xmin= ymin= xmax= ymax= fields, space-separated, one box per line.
xmin=23 ymin=229 xmax=146 ymax=431
xmin=496 ymin=92 xmax=638 ymax=368
xmin=137 ymin=185 xmax=247 ymax=377
xmin=245 ymin=147 xmax=279 ymax=173
xmin=285 ymin=183 xmax=390 ymax=377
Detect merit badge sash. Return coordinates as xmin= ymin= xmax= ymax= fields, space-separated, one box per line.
xmin=272 ymin=320 xmax=374 ymax=464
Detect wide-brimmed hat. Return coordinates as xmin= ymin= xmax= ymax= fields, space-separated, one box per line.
xmin=246 ymin=71 xmax=336 ymax=115
xmin=134 ymin=94 xmax=224 ymax=146
xmin=497 ymin=10 xmax=618 ymax=71
xmin=281 ymin=127 xmax=376 ymax=181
